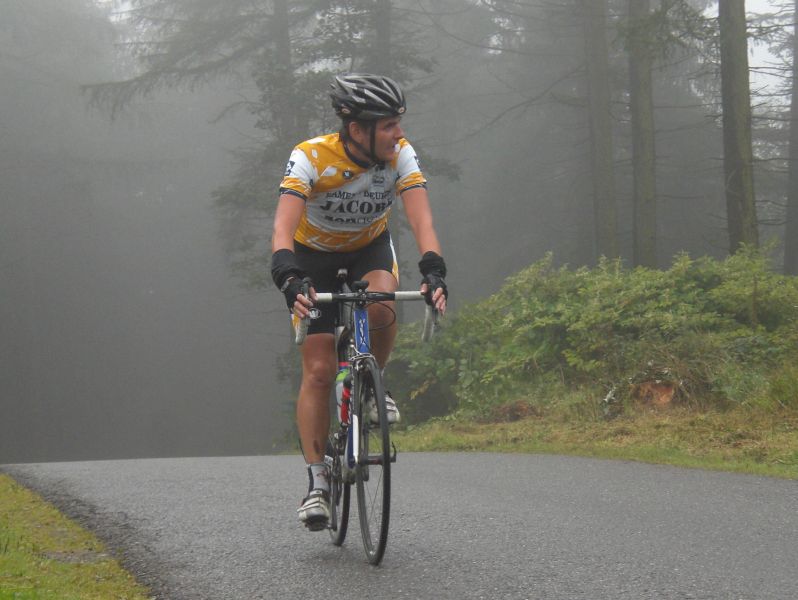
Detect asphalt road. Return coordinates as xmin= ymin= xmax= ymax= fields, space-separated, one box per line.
xmin=4 ymin=453 xmax=797 ymax=599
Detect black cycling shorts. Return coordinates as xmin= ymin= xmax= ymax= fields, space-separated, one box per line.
xmin=293 ymin=230 xmax=398 ymax=336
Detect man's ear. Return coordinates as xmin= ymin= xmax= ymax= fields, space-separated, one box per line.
xmin=348 ymin=120 xmax=363 ymax=141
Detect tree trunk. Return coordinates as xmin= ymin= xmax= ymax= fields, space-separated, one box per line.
xmin=271 ymin=0 xmax=299 ymax=147
xmin=785 ymin=0 xmax=798 ymax=274
xmin=371 ymin=0 xmax=405 ymax=316
xmin=371 ymin=0 xmax=392 ymax=75
xmin=582 ymin=0 xmax=619 ymax=260
xmin=628 ymin=0 xmax=658 ymax=268
xmin=718 ymin=0 xmax=758 ymax=253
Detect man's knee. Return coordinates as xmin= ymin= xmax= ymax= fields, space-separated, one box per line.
xmin=368 ymin=301 xmax=396 ymax=329
xmin=302 ymin=357 xmax=336 ymax=389
xmin=363 ymin=269 xmax=397 ymax=293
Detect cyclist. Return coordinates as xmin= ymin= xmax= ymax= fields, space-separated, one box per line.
xmin=270 ymin=73 xmax=448 ymax=531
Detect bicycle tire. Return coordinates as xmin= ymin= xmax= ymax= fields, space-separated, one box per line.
xmin=354 ymin=356 xmax=390 ymax=565
xmin=327 ymin=434 xmax=350 ymax=546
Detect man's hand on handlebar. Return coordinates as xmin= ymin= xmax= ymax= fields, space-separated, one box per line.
xmin=282 ymin=276 xmax=316 ymax=318
xmin=421 ymin=278 xmax=447 ymax=316
xmin=418 ymin=250 xmax=448 ymax=316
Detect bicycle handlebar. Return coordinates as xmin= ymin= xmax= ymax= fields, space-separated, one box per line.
xmin=295 ymin=314 xmax=311 ymax=345
xmin=294 ymin=290 xmax=439 ymax=345
xmin=313 ymin=290 xmax=425 ymax=303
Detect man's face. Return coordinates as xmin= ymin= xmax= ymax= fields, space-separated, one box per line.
xmin=351 ymin=116 xmax=404 ymax=162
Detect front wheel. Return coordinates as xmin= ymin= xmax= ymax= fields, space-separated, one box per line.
xmin=353 ymin=357 xmax=390 ymax=565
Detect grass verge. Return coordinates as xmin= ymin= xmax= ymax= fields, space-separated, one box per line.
xmin=393 ymin=406 xmax=798 ymax=479
xmin=0 ymin=473 xmax=151 ymax=600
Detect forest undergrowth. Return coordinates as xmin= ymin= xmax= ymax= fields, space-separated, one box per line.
xmin=389 ymin=247 xmax=798 ymax=478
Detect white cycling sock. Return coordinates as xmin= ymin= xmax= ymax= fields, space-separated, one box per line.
xmin=307 ymin=463 xmax=330 ymax=493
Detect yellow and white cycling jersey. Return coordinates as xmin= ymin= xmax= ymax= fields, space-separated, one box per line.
xmin=279 ymin=133 xmax=426 ymax=252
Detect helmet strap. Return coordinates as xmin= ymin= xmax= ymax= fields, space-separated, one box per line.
xmin=368 ymin=124 xmax=380 ymax=165
xmin=341 ymin=121 xmax=380 ymax=168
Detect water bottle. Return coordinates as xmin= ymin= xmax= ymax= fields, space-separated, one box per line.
xmin=335 ymin=362 xmax=351 ymax=423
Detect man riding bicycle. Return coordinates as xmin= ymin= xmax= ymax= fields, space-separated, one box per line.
xmin=270 ymin=73 xmax=448 ymax=530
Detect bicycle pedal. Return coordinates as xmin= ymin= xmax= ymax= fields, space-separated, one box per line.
xmin=342 ymin=466 xmax=356 ymax=484
xmin=304 ymin=517 xmax=329 ymax=532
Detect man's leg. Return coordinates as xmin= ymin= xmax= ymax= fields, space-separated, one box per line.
xmin=362 ymin=269 xmax=398 ymax=369
xmin=297 ymin=333 xmax=336 ymax=462
xmin=361 ymin=269 xmax=402 ymax=424
xmin=296 ymin=333 xmax=336 ymax=530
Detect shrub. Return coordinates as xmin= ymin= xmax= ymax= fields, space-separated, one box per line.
xmin=393 ymin=250 xmax=798 ymax=421
xmin=766 ymin=363 xmax=798 ymax=410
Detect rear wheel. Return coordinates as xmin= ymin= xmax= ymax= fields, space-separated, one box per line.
xmin=327 ymin=434 xmax=350 ymax=546
xmin=354 ymin=357 xmax=390 ymax=565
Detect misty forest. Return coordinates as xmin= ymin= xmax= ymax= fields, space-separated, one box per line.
xmin=3 ymin=0 xmax=798 ymax=462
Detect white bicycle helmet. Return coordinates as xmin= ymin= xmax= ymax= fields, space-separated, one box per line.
xmin=330 ymin=73 xmax=406 ymax=121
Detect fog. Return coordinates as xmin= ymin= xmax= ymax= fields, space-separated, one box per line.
xmin=1 ymin=104 xmax=299 ymax=462
xmin=1 ymin=5 xmax=297 ymax=462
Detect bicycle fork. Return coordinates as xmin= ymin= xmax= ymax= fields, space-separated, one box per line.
xmin=335 ymin=421 xmax=397 ymax=485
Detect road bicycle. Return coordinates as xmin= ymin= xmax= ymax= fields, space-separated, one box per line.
xmin=295 ymin=269 xmax=437 ymax=565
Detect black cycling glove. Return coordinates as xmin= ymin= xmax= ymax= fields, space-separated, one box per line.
xmin=280 ymin=276 xmax=313 ymax=310
xmin=418 ymin=251 xmax=448 ymax=306
xmin=271 ymin=249 xmax=310 ymax=310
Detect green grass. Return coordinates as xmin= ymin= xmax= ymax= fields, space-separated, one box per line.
xmin=0 ymin=474 xmax=152 ymax=600
xmin=393 ymin=406 xmax=798 ymax=479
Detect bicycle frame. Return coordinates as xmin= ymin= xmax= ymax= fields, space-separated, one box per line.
xmin=353 ymin=303 xmax=370 ymax=355
xmin=333 ymin=279 xmax=395 ymax=472
xmin=348 ymin=301 xmax=369 ymax=470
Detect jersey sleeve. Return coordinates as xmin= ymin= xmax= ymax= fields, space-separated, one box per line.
xmin=279 ymin=147 xmax=316 ymax=200
xmin=394 ymin=140 xmax=427 ymax=194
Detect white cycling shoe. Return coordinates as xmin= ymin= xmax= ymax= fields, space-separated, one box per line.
xmin=369 ymin=390 xmax=400 ymax=424
xmin=297 ymin=489 xmax=330 ymax=531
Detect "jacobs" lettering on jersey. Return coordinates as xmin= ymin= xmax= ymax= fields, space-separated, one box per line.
xmin=318 ymin=199 xmax=390 ymax=214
